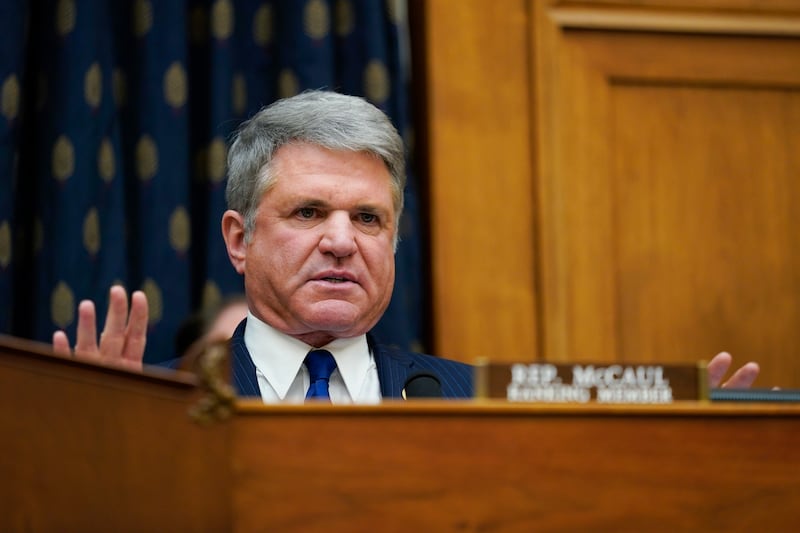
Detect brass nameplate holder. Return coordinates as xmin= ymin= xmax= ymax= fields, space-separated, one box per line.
xmin=475 ymin=360 xmax=709 ymax=404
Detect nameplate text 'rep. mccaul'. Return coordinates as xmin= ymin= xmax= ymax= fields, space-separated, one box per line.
xmin=474 ymin=361 xmax=708 ymax=404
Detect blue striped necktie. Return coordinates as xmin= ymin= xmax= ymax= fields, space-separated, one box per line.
xmin=304 ymin=349 xmax=337 ymax=402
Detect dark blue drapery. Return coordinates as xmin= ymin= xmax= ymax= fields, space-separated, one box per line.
xmin=0 ymin=0 xmax=425 ymax=363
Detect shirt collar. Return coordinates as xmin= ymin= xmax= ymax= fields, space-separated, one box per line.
xmin=243 ymin=313 xmax=371 ymax=400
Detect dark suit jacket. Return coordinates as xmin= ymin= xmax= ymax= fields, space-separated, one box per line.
xmin=228 ymin=319 xmax=474 ymax=399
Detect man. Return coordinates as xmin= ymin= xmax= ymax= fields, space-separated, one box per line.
xmin=52 ymin=91 xmax=759 ymax=401
xmin=54 ymin=90 xmax=473 ymax=402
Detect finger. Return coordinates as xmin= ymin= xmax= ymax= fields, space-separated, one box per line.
xmin=74 ymin=300 xmax=99 ymax=356
xmin=721 ymin=362 xmax=760 ymax=389
xmin=98 ymin=285 xmax=129 ymax=359
xmin=52 ymin=331 xmax=72 ymax=356
xmin=121 ymin=290 xmax=148 ymax=370
xmin=707 ymin=352 xmax=732 ymax=388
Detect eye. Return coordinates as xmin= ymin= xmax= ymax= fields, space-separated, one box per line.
xmin=358 ymin=212 xmax=379 ymax=225
xmin=297 ymin=207 xmax=317 ymax=219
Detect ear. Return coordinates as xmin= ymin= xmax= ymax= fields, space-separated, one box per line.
xmin=222 ymin=210 xmax=247 ymax=274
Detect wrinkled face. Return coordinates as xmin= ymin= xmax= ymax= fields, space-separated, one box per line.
xmin=226 ymin=143 xmax=397 ymax=344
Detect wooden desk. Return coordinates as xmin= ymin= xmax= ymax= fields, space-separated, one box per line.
xmin=2 ymin=335 xmax=798 ymax=532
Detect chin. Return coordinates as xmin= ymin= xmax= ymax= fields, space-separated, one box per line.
xmin=301 ymin=306 xmax=366 ymax=333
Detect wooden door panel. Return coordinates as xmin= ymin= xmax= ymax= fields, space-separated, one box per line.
xmin=540 ymin=29 xmax=800 ymax=386
xmin=612 ymin=85 xmax=800 ymax=372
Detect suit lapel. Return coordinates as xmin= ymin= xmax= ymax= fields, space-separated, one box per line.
xmin=371 ymin=336 xmax=415 ymax=398
xmin=229 ymin=319 xmax=260 ymax=396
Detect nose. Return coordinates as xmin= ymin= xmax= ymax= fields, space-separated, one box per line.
xmin=318 ymin=212 xmax=357 ymax=258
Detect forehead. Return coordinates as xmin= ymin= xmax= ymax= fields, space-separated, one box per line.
xmin=267 ymin=143 xmax=395 ymax=206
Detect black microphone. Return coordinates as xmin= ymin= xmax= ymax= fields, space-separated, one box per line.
xmin=402 ymin=371 xmax=442 ymax=399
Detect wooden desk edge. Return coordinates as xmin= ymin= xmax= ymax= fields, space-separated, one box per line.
xmin=232 ymin=398 xmax=800 ymax=417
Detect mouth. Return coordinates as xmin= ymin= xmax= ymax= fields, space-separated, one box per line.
xmin=314 ymin=271 xmax=358 ymax=285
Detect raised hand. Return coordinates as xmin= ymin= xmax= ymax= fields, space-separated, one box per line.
xmin=52 ymin=285 xmax=148 ymax=372
xmin=707 ymin=351 xmax=760 ymax=388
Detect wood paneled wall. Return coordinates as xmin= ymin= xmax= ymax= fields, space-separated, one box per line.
xmin=419 ymin=0 xmax=800 ymax=388
xmin=418 ymin=0 xmax=539 ymax=363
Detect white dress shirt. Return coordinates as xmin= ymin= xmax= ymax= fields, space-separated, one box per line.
xmin=243 ymin=313 xmax=382 ymax=404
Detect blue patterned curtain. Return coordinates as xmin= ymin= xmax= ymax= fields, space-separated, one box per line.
xmin=0 ymin=0 xmax=425 ymax=363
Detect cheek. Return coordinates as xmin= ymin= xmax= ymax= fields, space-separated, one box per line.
xmin=247 ymin=234 xmax=321 ymax=297
xmin=243 ymin=240 xmax=287 ymax=290
xmin=248 ymin=230 xmax=298 ymax=268
xmin=365 ymin=242 xmax=396 ymax=288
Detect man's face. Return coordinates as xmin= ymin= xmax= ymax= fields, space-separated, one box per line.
xmin=232 ymin=143 xmax=397 ymax=344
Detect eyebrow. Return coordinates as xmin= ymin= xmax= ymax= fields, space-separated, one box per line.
xmin=292 ymin=197 xmax=390 ymax=216
xmin=354 ymin=204 xmax=388 ymax=215
xmin=294 ymin=198 xmax=329 ymax=208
